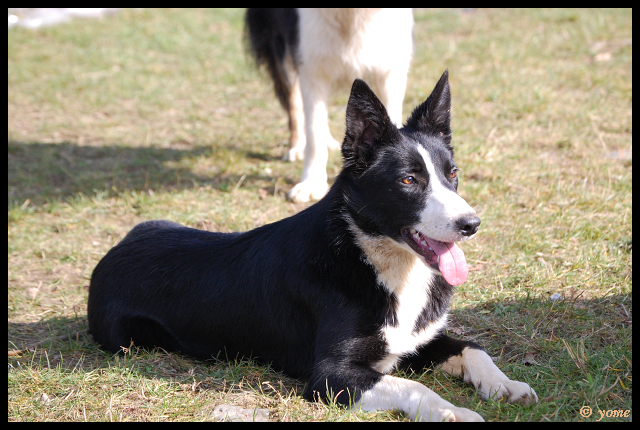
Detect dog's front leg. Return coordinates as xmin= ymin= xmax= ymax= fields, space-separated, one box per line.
xmin=374 ymin=69 xmax=408 ymax=128
xmin=440 ymin=343 xmax=538 ymax=405
xmin=399 ymin=334 xmax=538 ymax=405
xmin=305 ymin=366 xmax=482 ymax=422
xmin=304 ymin=353 xmax=482 ymax=422
xmin=287 ymin=74 xmax=331 ymax=202
xmin=355 ymin=374 xmax=484 ymax=422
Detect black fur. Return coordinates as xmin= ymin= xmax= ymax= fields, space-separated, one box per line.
xmin=404 ymin=69 xmax=453 ymax=151
xmin=398 ymin=334 xmax=484 ymax=374
xmin=244 ymin=8 xmax=299 ymax=113
xmin=88 ymin=71 xmax=479 ymax=406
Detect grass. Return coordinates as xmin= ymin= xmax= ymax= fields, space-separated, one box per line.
xmin=8 ymin=8 xmax=632 ymax=421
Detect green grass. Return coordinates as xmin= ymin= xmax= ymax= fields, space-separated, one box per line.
xmin=8 ymin=8 xmax=631 ymax=421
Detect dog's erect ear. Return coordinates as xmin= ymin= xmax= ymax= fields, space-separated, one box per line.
xmin=343 ymin=79 xmax=399 ymax=168
xmin=405 ymin=70 xmax=452 ymax=147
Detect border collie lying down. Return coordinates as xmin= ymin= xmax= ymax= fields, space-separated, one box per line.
xmin=88 ymin=71 xmax=537 ymax=421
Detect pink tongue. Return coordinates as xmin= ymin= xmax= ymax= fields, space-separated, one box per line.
xmin=424 ymin=238 xmax=468 ymax=286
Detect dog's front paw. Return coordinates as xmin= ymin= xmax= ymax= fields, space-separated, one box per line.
xmin=443 ymin=347 xmax=539 ymax=406
xmin=416 ymin=405 xmax=484 ymax=422
xmin=446 ymin=407 xmax=485 ymax=422
xmin=478 ymin=378 xmax=538 ymax=405
xmin=288 ymin=179 xmax=329 ymax=202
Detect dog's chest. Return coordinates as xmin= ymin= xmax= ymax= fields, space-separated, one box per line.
xmin=373 ymin=261 xmax=448 ymax=373
xmin=351 ymin=228 xmax=450 ymax=374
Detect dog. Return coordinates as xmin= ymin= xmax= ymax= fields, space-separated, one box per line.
xmin=244 ymin=8 xmax=413 ymax=202
xmin=88 ymin=71 xmax=537 ymax=421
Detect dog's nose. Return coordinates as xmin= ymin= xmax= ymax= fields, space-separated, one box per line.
xmin=456 ymin=214 xmax=481 ymax=236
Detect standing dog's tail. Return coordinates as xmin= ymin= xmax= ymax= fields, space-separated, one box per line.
xmin=244 ymin=8 xmax=299 ymax=113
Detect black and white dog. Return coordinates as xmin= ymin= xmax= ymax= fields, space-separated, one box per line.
xmin=244 ymin=8 xmax=413 ymax=203
xmin=88 ymin=71 xmax=537 ymax=421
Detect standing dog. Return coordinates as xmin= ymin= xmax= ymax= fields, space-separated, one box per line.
xmin=88 ymin=71 xmax=537 ymax=421
xmin=244 ymin=8 xmax=413 ymax=202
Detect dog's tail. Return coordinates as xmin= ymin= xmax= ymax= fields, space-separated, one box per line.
xmin=244 ymin=8 xmax=298 ymax=112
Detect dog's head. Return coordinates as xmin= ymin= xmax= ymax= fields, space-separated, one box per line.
xmin=341 ymin=70 xmax=480 ymax=286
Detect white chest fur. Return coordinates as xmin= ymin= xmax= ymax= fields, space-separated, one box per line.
xmin=351 ymin=227 xmax=449 ymax=374
xmin=378 ymin=287 xmax=448 ymax=373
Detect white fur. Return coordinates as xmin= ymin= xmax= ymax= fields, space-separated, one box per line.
xmin=347 ymin=224 xmax=536 ymax=420
xmin=288 ymin=8 xmax=414 ymax=202
xmin=355 ymin=375 xmax=484 ymax=422
xmin=414 ymin=145 xmax=479 ymax=242
xmin=347 ymin=222 xmax=448 ymax=374
xmin=441 ymin=347 xmax=538 ymax=405
xmin=347 ymin=223 xmax=484 ymax=422
xmin=342 ymin=144 xmax=534 ymax=421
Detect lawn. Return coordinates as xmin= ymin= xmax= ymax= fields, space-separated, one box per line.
xmin=8 ymin=8 xmax=632 ymax=421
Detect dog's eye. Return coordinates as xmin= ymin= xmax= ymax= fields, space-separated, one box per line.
xmin=401 ymin=176 xmax=416 ymax=185
xmin=450 ymin=169 xmax=458 ymax=179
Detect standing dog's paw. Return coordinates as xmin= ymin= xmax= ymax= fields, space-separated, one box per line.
xmin=288 ymin=179 xmax=329 ymax=202
xmin=283 ymin=146 xmax=305 ymax=162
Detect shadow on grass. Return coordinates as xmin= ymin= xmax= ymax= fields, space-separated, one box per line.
xmin=8 ymin=140 xmax=291 ymax=207
xmin=8 ymin=315 xmax=306 ymax=401
xmin=8 ymin=293 xmax=632 ymax=408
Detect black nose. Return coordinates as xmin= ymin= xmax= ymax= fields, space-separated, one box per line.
xmin=456 ymin=214 xmax=481 ymax=236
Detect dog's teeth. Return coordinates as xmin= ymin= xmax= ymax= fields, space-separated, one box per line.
xmin=410 ymin=228 xmax=434 ymax=251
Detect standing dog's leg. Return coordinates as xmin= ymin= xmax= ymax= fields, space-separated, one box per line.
xmin=288 ymin=74 xmax=331 ymax=202
xmin=375 ymin=69 xmax=409 ymax=128
xmin=284 ymin=76 xmax=306 ymax=162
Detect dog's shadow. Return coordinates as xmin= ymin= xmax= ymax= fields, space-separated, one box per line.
xmin=8 ymin=316 xmax=306 ymax=408
xmin=8 ymin=140 xmax=294 ymax=207
xmin=8 ymin=293 xmax=631 ymax=412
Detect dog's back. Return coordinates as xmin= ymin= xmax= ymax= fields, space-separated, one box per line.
xmin=87 ymin=195 xmax=384 ymax=378
xmin=88 ymin=73 xmax=537 ymax=421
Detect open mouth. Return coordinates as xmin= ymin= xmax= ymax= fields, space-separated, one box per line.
xmin=400 ymin=227 xmax=469 ymax=286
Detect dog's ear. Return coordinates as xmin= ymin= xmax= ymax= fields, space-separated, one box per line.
xmin=405 ymin=70 xmax=452 ymax=147
xmin=343 ymin=79 xmax=399 ymax=168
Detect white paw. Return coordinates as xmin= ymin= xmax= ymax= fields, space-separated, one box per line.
xmin=283 ymin=146 xmax=304 ymax=162
xmin=416 ymin=405 xmax=484 ymax=422
xmin=446 ymin=407 xmax=485 ymax=422
xmin=446 ymin=348 xmax=539 ymax=406
xmin=288 ymin=179 xmax=329 ymax=202
xmin=478 ymin=378 xmax=538 ymax=405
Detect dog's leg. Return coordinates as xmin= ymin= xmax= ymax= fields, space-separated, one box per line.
xmin=374 ymin=70 xmax=408 ymax=127
xmin=284 ymin=76 xmax=306 ymax=162
xmin=399 ymin=334 xmax=538 ymax=405
xmin=305 ymin=357 xmax=482 ymax=422
xmin=355 ymin=374 xmax=484 ymax=422
xmin=288 ymin=75 xmax=331 ymax=202
xmin=440 ymin=344 xmax=539 ymax=405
